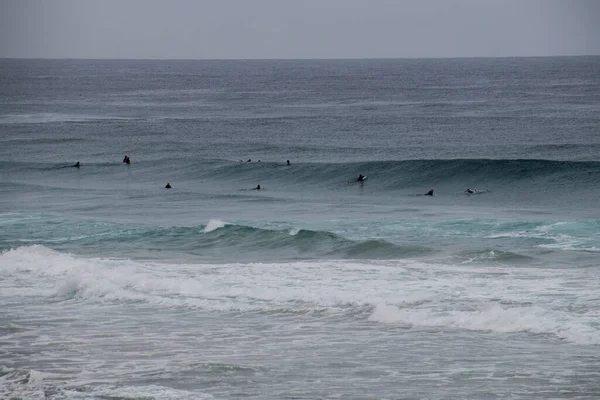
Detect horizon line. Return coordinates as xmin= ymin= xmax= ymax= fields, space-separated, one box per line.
xmin=1 ymin=54 xmax=599 ymax=62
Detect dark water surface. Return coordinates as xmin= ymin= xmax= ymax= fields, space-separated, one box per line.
xmin=1 ymin=57 xmax=600 ymax=399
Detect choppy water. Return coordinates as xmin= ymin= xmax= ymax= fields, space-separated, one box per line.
xmin=1 ymin=57 xmax=600 ymax=399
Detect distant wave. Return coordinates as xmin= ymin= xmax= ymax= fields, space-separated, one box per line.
xmin=173 ymin=158 xmax=600 ymax=190
xmin=190 ymin=158 xmax=600 ymax=187
xmin=2 ymin=158 xmax=600 ymax=190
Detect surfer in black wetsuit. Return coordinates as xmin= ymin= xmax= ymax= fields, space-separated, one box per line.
xmin=346 ymin=174 xmax=366 ymax=184
xmin=72 ymin=161 xmax=80 ymax=168
xmin=286 ymin=160 xmax=290 ymax=165
xmin=165 ymin=183 xmax=172 ymax=189
xmin=465 ymin=188 xmax=475 ymax=194
xmin=253 ymin=184 xmax=261 ymax=190
xmin=424 ymin=188 xmax=434 ymax=196
xmin=123 ymin=155 xmax=130 ymax=164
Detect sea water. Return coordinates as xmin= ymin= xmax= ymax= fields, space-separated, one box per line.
xmin=1 ymin=57 xmax=600 ymax=399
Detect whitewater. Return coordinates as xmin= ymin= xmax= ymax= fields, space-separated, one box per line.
xmin=1 ymin=57 xmax=600 ymax=399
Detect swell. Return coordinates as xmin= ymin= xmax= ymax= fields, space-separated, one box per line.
xmin=0 ymin=219 xmax=432 ymax=262
xmin=2 ymin=159 xmax=600 ymax=190
xmin=4 ymin=214 xmax=599 ymax=264
xmin=165 ymin=158 xmax=600 ymax=189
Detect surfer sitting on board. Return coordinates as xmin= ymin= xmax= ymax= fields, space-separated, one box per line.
xmin=165 ymin=183 xmax=172 ymax=189
xmin=253 ymin=184 xmax=261 ymax=190
xmin=424 ymin=188 xmax=434 ymax=196
xmin=72 ymin=161 xmax=80 ymax=168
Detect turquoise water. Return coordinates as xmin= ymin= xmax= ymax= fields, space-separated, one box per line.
xmin=1 ymin=57 xmax=600 ymax=399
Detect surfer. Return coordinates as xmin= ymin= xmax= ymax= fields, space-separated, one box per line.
xmin=424 ymin=188 xmax=434 ymax=196
xmin=465 ymin=188 xmax=475 ymax=194
xmin=72 ymin=161 xmax=80 ymax=168
xmin=346 ymin=174 xmax=367 ymax=184
xmin=253 ymin=184 xmax=261 ymax=190
xmin=286 ymin=160 xmax=290 ymax=165
xmin=165 ymin=183 xmax=172 ymax=189
xmin=123 ymin=155 xmax=130 ymax=164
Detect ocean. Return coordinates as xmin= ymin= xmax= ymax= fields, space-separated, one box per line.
xmin=1 ymin=57 xmax=600 ymax=399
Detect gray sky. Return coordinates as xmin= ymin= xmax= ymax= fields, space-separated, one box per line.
xmin=1 ymin=0 xmax=599 ymax=59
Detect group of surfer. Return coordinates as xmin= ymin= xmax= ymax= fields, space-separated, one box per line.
xmin=70 ymin=156 xmax=279 ymax=190
xmin=68 ymin=155 xmax=175 ymax=189
xmin=68 ymin=158 xmax=478 ymax=195
xmin=167 ymin=167 xmax=478 ymax=194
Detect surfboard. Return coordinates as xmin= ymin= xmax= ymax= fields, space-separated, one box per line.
xmin=347 ymin=176 xmax=368 ymax=184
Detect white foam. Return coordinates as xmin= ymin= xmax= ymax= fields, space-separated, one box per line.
xmin=538 ymin=234 xmax=597 ymax=252
xmin=368 ymin=301 xmax=600 ymax=345
xmin=486 ymin=227 xmax=600 ymax=253
xmin=485 ymin=232 xmax=530 ymax=239
xmin=2 ymin=246 xmax=599 ymax=345
xmin=0 ymin=246 xmax=150 ymax=303
xmin=203 ymin=219 xmax=228 ymax=233
xmin=0 ymin=371 xmax=211 ymax=400
xmin=59 ymin=384 xmax=212 ymax=400
xmin=0 ymin=367 xmax=49 ymax=400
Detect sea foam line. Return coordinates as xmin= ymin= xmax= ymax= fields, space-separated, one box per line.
xmin=1 ymin=245 xmax=599 ymax=345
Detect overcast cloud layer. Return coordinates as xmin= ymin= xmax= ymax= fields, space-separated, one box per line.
xmin=1 ymin=0 xmax=599 ymax=59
